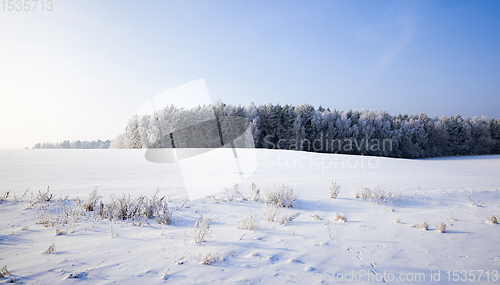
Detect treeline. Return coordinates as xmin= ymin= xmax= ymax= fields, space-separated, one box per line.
xmin=33 ymin=140 xmax=111 ymax=149
xmin=113 ymin=103 xmax=500 ymax=159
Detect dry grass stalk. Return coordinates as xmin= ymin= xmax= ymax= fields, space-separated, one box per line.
xmin=437 ymin=223 xmax=446 ymax=233
xmin=250 ymin=183 xmax=260 ymax=202
xmin=330 ymin=182 xmax=341 ymax=199
xmin=489 ymin=216 xmax=498 ymax=224
xmin=43 ymin=243 xmax=56 ymax=254
xmin=231 ymin=184 xmax=247 ymax=202
xmin=194 ymin=216 xmax=211 ymax=243
xmin=265 ymin=203 xmax=279 ymax=222
xmin=278 ymin=212 xmax=301 ymax=225
xmin=334 ymin=213 xmax=347 ymax=222
xmin=312 ymin=214 xmax=321 ymax=221
xmin=326 ymin=219 xmax=332 ymax=239
xmin=238 ymin=214 xmax=259 ymax=231
xmin=421 ymin=221 xmax=428 ymax=230
xmin=0 ymin=266 xmax=11 ymax=278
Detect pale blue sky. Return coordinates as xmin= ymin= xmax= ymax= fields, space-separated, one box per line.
xmin=1 ymin=0 xmax=499 ymax=148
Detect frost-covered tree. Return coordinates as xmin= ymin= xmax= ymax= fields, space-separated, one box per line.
xmin=123 ymin=115 xmax=142 ymax=149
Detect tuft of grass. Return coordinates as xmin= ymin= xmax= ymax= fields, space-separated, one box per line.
xmin=265 ymin=203 xmax=280 ymax=222
xmin=223 ymin=184 xmax=246 ymax=202
xmin=421 ymin=221 xmax=428 ymax=230
xmin=277 ymin=212 xmax=301 ymax=226
xmin=437 ymin=223 xmax=446 ymax=233
xmin=0 ymin=265 xmax=11 ymax=278
xmin=55 ymin=227 xmax=66 ymax=236
xmin=422 ymin=221 xmax=428 ymax=230
xmin=354 ymin=185 xmax=401 ymax=204
xmin=264 ymin=184 xmax=297 ymax=208
xmin=199 ymin=252 xmax=232 ymax=265
xmin=250 ymin=247 xmax=258 ymax=256
xmin=0 ymin=190 xmax=10 ymax=203
xmin=79 ymin=190 xmax=172 ymax=225
xmin=200 ymin=252 xmax=219 ymax=265
xmin=30 ymin=187 xmax=54 ymax=207
xmin=334 ymin=213 xmax=347 ymax=222
xmin=250 ymin=183 xmax=260 ymax=202
xmin=193 ymin=216 xmax=211 ymax=244
xmin=489 ymin=216 xmax=498 ymax=224
xmin=163 ymin=269 xmax=170 ymax=280
xmin=13 ymin=189 xmax=29 ymax=202
xmin=43 ymin=243 xmax=56 ymax=254
xmin=330 ymin=182 xmax=341 ymax=199
xmin=396 ymin=219 xmax=403 ymax=224
xmin=265 ymin=203 xmax=300 ymax=225
xmin=411 ymin=221 xmax=428 ymax=230
xmin=231 ymin=184 xmax=247 ymax=202
xmin=83 ymin=187 xmax=100 ymax=211
xmin=238 ymin=214 xmax=259 ymax=231
xmin=311 ymin=214 xmax=321 ymax=221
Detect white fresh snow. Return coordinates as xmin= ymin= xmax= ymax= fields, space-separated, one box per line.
xmin=1 ymin=149 xmax=500 ymax=284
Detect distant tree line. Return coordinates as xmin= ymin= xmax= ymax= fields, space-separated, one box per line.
xmin=33 ymin=140 xmax=111 ymax=149
xmin=113 ymin=103 xmax=500 ymax=159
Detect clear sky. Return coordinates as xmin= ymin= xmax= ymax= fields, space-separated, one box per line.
xmin=1 ymin=0 xmax=499 ymax=148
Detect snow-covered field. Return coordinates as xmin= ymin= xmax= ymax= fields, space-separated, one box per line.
xmin=1 ymin=149 xmax=500 ymax=284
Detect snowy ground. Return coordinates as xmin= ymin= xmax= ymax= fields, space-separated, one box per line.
xmin=1 ymin=149 xmax=500 ymax=284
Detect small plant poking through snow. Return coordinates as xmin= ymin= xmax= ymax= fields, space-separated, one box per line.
xmin=412 ymin=221 xmax=428 ymax=230
xmin=84 ymin=189 xmax=172 ymax=225
xmin=277 ymin=212 xmax=301 ymax=226
xmin=109 ymin=223 xmax=118 ymax=238
xmin=396 ymin=219 xmax=403 ymax=224
xmin=265 ymin=203 xmax=280 ymax=222
xmin=265 ymin=203 xmax=300 ymax=225
xmin=334 ymin=213 xmax=347 ymax=222
xmin=83 ymin=187 xmax=100 ymax=211
xmin=231 ymin=184 xmax=246 ymax=202
xmin=250 ymin=247 xmax=258 ymax=256
xmin=437 ymin=223 xmax=446 ymax=233
xmin=199 ymin=252 xmax=231 ymax=265
xmin=330 ymin=182 xmax=341 ymax=199
xmin=194 ymin=216 xmax=211 ymax=244
xmin=264 ymin=184 xmax=296 ymax=208
xmin=30 ymin=187 xmax=54 ymax=207
xmin=43 ymin=243 xmax=56 ymax=254
xmin=250 ymin=183 xmax=260 ymax=202
xmin=238 ymin=214 xmax=259 ymax=231
xmin=489 ymin=216 xmax=499 ymax=224
xmin=0 ymin=191 xmax=9 ymax=203
xmin=55 ymin=227 xmax=66 ymax=236
xmin=0 ymin=266 xmax=11 ymax=278
xmin=421 ymin=221 xmax=428 ymax=230
xmin=312 ymin=214 xmax=321 ymax=221
xmin=354 ymin=185 xmax=401 ymax=204
xmin=326 ymin=220 xmax=332 ymax=239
